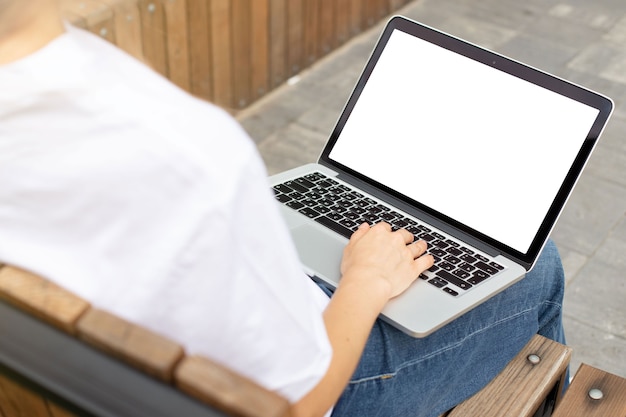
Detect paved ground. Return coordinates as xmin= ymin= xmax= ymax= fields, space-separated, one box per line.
xmin=238 ymin=0 xmax=626 ymax=378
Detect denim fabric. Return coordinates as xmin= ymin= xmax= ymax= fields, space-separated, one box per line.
xmin=326 ymin=240 xmax=566 ymax=417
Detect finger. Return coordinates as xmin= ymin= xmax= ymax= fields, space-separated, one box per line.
xmin=396 ymin=228 xmax=415 ymax=245
xmin=414 ymin=253 xmax=435 ymax=273
xmin=407 ymin=239 xmax=428 ymax=258
xmin=349 ymin=222 xmax=370 ymax=242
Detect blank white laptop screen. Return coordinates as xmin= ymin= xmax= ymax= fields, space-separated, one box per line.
xmin=329 ymin=29 xmax=600 ymax=254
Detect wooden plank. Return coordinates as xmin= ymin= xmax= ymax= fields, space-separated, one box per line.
xmin=187 ymin=0 xmax=213 ymax=100
xmin=138 ymin=0 xmax=168 ymax=76
xmin=303 ymin=0 xmax=320 ymax=66
xmin=98 ymin=0 xmax=144 ymax=59
xmin=319 ymin=0 xmax=334 ymax=57
xmin=210 ymin=0 xmax=234 ymax=108
xmin=46 ymin=402 xmax=80 ymax=417
xmin=286 ymin=0 xmax=304 ymax=76
xmin=0 ymin=373 xmax=53 ymax=417
xmin=448 ymin=335 xmax=572 ymax=417
xmin=552 ymin=364 xmax=626 ymax=417
xmin=76 ymin=308 xmax=185 ymax=382
xmin=163 ymin=0 xmax=191 ymax=91
xmin=174 ymin=355 xmax=291 ymax=417
xmin=269 ymin=0 xmax=287 ymax=88
xmin=349 ymin=0 xmax=362 ymax=36
xmin=232 ymin=0 xmax=251 ymax=109
xmin=61 ymin=9 xmax=87 ymax=28
xmin=0 ymin=267 xmax=90 ymax=335
xmin=334 ymin=0 xmax=351 ymax=46
xmin=62 ymin=0 xmax=115 ymax=42
xmin=250 ymin=0 xmax=270 ymax=101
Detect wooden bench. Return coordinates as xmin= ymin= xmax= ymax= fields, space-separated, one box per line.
xmin=59 ymin=0 xmax=417 ymax=111
xmin=0 ymin=264 xmax=582 ymax=417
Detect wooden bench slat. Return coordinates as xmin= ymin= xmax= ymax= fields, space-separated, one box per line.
xmin=76 ymin=308 xmax=184 ymax=382
xmin=175 ymin=355 xmax=292 ymax=417
xmin=552 ymin=363 xmax=626 ymax=417
xmin=0 ymin=372 xmax=57 ymax=417
xmin=0 ymin=266 xmax=90 ymax=335
xmin=448 ymin=334 xmax=572 ymax=417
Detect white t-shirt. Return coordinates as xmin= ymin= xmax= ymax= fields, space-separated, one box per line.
xmin=0 ymin=25 xmax=332 ymax=405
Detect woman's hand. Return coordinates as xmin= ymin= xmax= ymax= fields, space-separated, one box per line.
xmin=340 ymin=222 xmax=434 ymax=300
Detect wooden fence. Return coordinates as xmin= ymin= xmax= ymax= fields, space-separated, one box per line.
xmin=61 ymin=0 xmax=414 ymax=111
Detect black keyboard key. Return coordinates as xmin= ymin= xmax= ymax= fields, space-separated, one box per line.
xmin=362 ymin=213 xmax=381 ymax=223
xmin=284 ymin=181 xmax=308 ymax=193
xmin=299 ymin=207 xmax=320 ymax=219
xmin=274 ymin=184 xmax=293 ymax=194
xmin=428 ymin=278 xmax=447 ymax=288
xmin=345 ymin=211 xmax=361 ymax=221
xmin=318 ymin=180 xmax=335 ymax=188
xmin=393 ymin=219 xmax=409 ymax=228
xmin=437 ymin=270 xmax=473 ymax=291
xmin=328 ymin=212 xmax=344 ymax=221
xmin=439 ymin=261 xmax=455 ymax=271
xmin=294 ymin=177 xmax=316 ymax=189
xmin=460 ymin=247 xmax=475 ymax=255
xmin=443 ymin=287 xmax=459 ymax=297
xmin=444 ymin=255 xmax=461 ymax=265
xmin=432 ymin=232 xmax=445 ymax=240
xmin=421 ymin=234 xmax=435 ymax=242
xmin=447 ymin=247 xmax=463 ymax=257
xmin=431 ymin=239 xmax=449 ymax=249
xmin=315 ymin=215 xmax=353 ymax=239
xmin=315 ymin=205 xmax=331 ymax=214
xmin=468 ymin=271 xmax=490 ymax=285
xmin=458 ymin=262 xmax=476 ymax=273
xmin=475 ymin=261 xmax=499 ymax=275
xmin=381 ymin=212 xmax=396 ymax=221
xmin=475 ymin=254 xmax=489 ymax=263
xmin=489 ymin=261 xmax=504 ymax=270
xmin=304 ymin=173 xmax=323 ymax=182
xmin=339 ymin=219 xmax=357 ymax=229
xmin=452 ymin=269 xmax=471 ymax=280
xmin=445 ymin=239 xmax=460 ymax=248
xmin=276 ymin=193 xmax=292 ymax=203
xmin=460 ymin=254 xmax=478 ymax=264
xmin=286 ymin=201 xmax=304 ymax=210
xmin=430 ymin=248 xmax=447 ymax=258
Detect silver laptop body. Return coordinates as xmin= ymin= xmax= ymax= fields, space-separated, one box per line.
xmin=269 ymin=16 xmax=613 ymax=337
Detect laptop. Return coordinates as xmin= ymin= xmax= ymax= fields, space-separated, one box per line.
xmin=269 ymin=16 xmax=613 ymax=337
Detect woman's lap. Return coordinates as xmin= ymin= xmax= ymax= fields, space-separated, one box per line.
xmin=331 ymin=240 xmax=566 ymax=417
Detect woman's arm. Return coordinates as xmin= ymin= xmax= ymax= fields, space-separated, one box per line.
xmin=291 ymin=222 xmax=434 ymax=417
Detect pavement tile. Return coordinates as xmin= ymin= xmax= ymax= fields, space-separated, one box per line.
xmin=568 ymin=41 xmax=626 ymax=85
xmin=564 ymin=257 xmax=626 ymax=338
xmin=497 ymin=34 xmax=578 ymax=75
xmin=584 ymin=140 xmax=626 ymax=187
xmin=257 ymin=123 xmax=326 ymax=175
xmin=594 ymin=217 xmax=626 ymax=271
xmin=557 ymin=246 xmax=589 ymax=285
xmin=551 ymin=174 xmax=626 ymax=255
xmin=523 ymin=14 xmax=605 ymax=49
xmin=563 ymin=316 xmax=626 ymax=378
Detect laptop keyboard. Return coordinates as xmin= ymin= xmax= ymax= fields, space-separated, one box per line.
xmin=273 ymin=172 xmax=505 ymax=297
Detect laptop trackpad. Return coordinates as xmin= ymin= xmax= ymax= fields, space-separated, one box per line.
xmin=290 ymin=223 xmax=346 ymax=287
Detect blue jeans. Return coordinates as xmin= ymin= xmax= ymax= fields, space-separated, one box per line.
xmin=324 ymin=240 xmax=566 ymax=417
